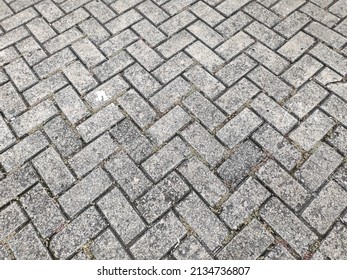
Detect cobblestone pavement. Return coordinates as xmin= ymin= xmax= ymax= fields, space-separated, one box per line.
xmin=0 ymin=0 xmax=347 ymax=260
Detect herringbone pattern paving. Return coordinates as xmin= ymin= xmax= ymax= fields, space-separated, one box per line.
xmin=0 ymin=0 xmax=347 ymax=260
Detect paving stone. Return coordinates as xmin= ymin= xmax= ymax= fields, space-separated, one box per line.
xmin=218 ymin=140 xmax=265 ymax=186
xmin=327 ymin=126 xmax=347 ymax=155
xmin=100 ymin=30 xmax=138 ymax=57
xmin=111 ymin=0 xmax=143 ymax=14
xmin=137 ymin=0 xmax=169 ymax=25
xmin=90 ymin=229 xmax=130 ymax=260
xmin=244 ymin=2 xmax=280 ymax=27
xmin=71 ymin=38 xmax=105 ymax=68
xmin=272 ymin=0 xmax=306 ymax=17
xmin=218 ymin=108 xmax=262 ymax=149
xmin=131 ymin=211 xmax=186 ymax=259
xmin=316 ymin=66 xmax=343 ymax=85
xmin=252 ymin=124 xmax=301 ymax=170
xmin=106 ymin=9 xmax=142 ymax=35
xmin=217 ymin=0 xmax=252 ymax=16
xmin=136 ymin=172 xmax=189 ymax=223
xmin=300 ymin=2 xmax=339 ymax=28
xmin=142 ymin=137 xmax=190 ymax=182
xmin=265 ymin=245 xmax=295 ymax=260
xmin=59 ymin=168 xmax=112 ymax=217
xmin=68 ymin=133 xmax=117 ymax=177
xmin=319 ymin=223 xmax=347 ymax=259
xmin=0 ymin=202 xmax=27 ymax=241
xmin=260 ymin=197 xmax=317 ymax=256
xmin=289 ymin=110 xmax=335 ymax=151
xmin=221 ymin=178 xmax=270 ymax=229
xmin=188 ymin=20 xmax=224 ymax=48
xmin=162 ymin=0 xmax=196 ymax=15
xmin=246 ymin=42 xmax=290 ymax=75
xmin=59 ymin=0 xmax=90 ymax=13
xmin=216 ymin=11 xmax=252 ymax=38
xmin=32 ymin=147 xmax=75 ymax=195
xmin=295 ymin=143 xmax=343 ymax=191
xmin=0 ymin=164 xmax=38 ymax=208
xmin=251 ymin=93 xmax=298 ymax=134
xmin=285 ymin=81 xmax=329 ymax=119
xmin=159 ymin=10 xmax=196 ymax=36
xmin=274 ymin=11 xmax=310 ymax=38
xmin=9 ymin=224 xmax=51 ymax=260
xmin=149 ymin=77 xmax=192 ymax=113
xmin=173 ymin=235 xmax=212 ymax=260
xmin=85 ymin=0 xmax=116 ymax=23
xmin=16 ymin=37 xmax=47 ymax=66
xmin=118 ymin=90 xmax=156 ymax=129
xmin=85 ymin=75 xmax=129 ymax=110
xmin=34 ymin=0 xmax=64 ymax=23
xmin=5 ymin=58 xmax=38 ymax=91
xmin=321 ymin=94 xmax=347 ymax=125
xmin=0 ymin=47 xmax=18 ymax=67
xmin=54 ymin=86 xmax=89 ymax=124
xmin=177 ymin=192 xmax=228 ymax=251
xmin=157 ymin=30 xmax=195 ymax=59
xmin=79 ymin=18 xmax=111 ymax=45
xmin=0 ymin=245 xmax=11 ymax=260
xmin=303 ymin=181 xmax=347 ymax=235
xmin=2 ymin=7 xmax=37 ymax=31
xmin=147 ymin=105 xmax=191 ymax=145
xmin=219 ymin=219 xmax=273 ymax=260
xmin=110 ymin=119 xmax=154 ymax=164
xmin=216 ymin=54 xmax=257 ymax=86
xmin=21 ymin=183 xmax=66 ymax=237
xmin=0 ymin=83 xmax=26 ymax=118
xmin=11 ymin=100 xmax=58 ymax=137
xmin=132 ymin=19 xmax=166 ymax=47
xmin=178 ymin=157 xmax=227 ymax=206
xmin=105 ymin=152 xmax=152 ymax=200
xmin=0 ymin=132 xmax=49 ymax=172
xmin=190 ymin=1 xmax=224 ymax=27
xmin=0 ymin=0 xmax=13 ymax=21
xmin=0 ymin=26 xmax=29 ymax=51
xmin=52 ymin=8 xmax=89 ymax=33
xmin=43 ymin=28 xmax=82 ymax=54
xmin=50 ymin=207 xmax=106 ymax=259
xmin=98 ymin=187 xmax=146 ymax=244
xmin=184 ymin=91 xmax=225 ymax=131
xmin=327 ymin=82 xmax=347 ymax=101
xmin=185 ymin=41 xmax=224 ymax=73
xmin=257 ymin=160 xmax=309 ymax=211
xmin=43 ymin=116 xmax=83 ymax=158
xmin=77 ymin=104 xmax=124 ymax=142
xmin=184 ymin=66 xmax=225 ymax=99
xmin=0 ymin=116 xmax=15 ymax=152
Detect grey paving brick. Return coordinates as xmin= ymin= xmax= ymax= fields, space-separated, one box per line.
xmin=335 ymin=18 xmax=347 ymax=36
xmin=190 ymin=1 xmax=224 ymax=27
xmin=177 ymin=192 xmax=228 ymax=250
xmin=33 ymin=48 xmax=76 ymax=79
xmin=216 ymin=11 xmax=252 ymax=38
xmin=0 ymin=116 xmax=15 ymax=152
xmin=303 ymin=181 xmax=347 ymax=235
xmin=0 ymin=26 xmax=29 ymax=51
xmin=265 ymin=245 xmax=295 ymax=260
xmin=77 ymin=104 xmax=124 ymax=142
xmin=261 ymin=197 xmax=317 ymax=256
xmin=272 ymin=0 xmax=306 ymax=17
xmin=257 ymin=160 xmax=309 ymax=211
xmin=329 ymin=0 xmax=347 ymax=17
xmin=289 ymin=110 xmax=335 ymax=151
xmin=43 ymin=116 xmax=83 ymax=158
xmin=0 ymin=245 xmax=11 ymax=260
xmin=0 ymin=0 xmax=13 ymax=21
xmin=321 ymin=94 xmax=347 ymax=125
xmin=218 ymin=219 xmax=273 ymax=260
xmin=142 ymin=137 xmax=190 ymax=182
xmin=274 ymin=11 xmax=310 ymax=38
xmin=0 ymin=131 xmax=49 ymax=172
xmin=147 ymin=105 xmax=190 ymax=145
xmin=90 ymin=229 xmax=130 ymax=260
xmin=327 ymin=126 xmax=347 ymax=155
xmin=11 ymin=100 xmax=58 ymax=137
xmin=79 ymin=18 xmax=111 ymax=45
xmin=71 ymin=38 xmax=105 ymax=68
xmin=111 ymin=0 xmax=143 ymax=14
xmin=132 ymin=19 xmax=166 ymax=47
xmin=0 ymin=82 xmax=27 ymax=118
xmin=295 ymin=143 xmax=343 ymax=191
xmin=188 ymin=20 xmax=224 ymax=48
xmin=105 ymin=151 xmax=152 ymax=200
xmin=110 ymin=119 xmax=154 ymax=164
xmin=178 ymin=157 xmax=227 ymax=206
xmin=137 ymin=0 xmax=169 ymax=25
xmin=184 ymin=91 xmax=225 ymax=131
xmin=59 ymin=168 xmax=112 ymax=217
xmin=16 ymin=37 xmax=47 ymax=66
xmin=300 ymin=2 xmax=339 ymax=28
xmin=21 ymin=183 xmax=65 ymax=237
xmin=85 ymin=75 xmax=129 ymax=110
xmin=53 ymin=8 xmax=89 ymax=33
xmin=106 ymin=9 xmax=142 ymax=35
xmin=159 ymin=10 xmax=196 ymax=36
xmin=286 ymin=82 xmax=329 ymax=119
xmin=246 ymin=42 xmax=290 ymax=75
xmin=93 ymin=51 xmax=133 ymax=82
xmin=68 ymin=133 xmax=117 ymax=177
xmin=32 ymin=147 xmax=75 ymax=195
xmin=136 ymin=172 xmax=189 ymax=223
xmin=5 ymin=58 xmax=38 ymax=91
xmin=50 ymin=207 xmax=106 ymax=259
xmin=2 ymin=7 xmax=37 ymax=31
xmin=27 ymin=17 xmax=57 ymax=43
xmin=185 ymin=41 xmax=224 ymax=72
xmin=0 ymin=202 xmax=27 ymax=241
xmin=85 ymin=0 xmax=116 ymax=23
xmin=98 ymin=187 xmax=146 ymax=244
xmin=217 ymin=0 xmax=252 ymax=16
xmin=218 ymin=140 xmax=265 ymax=185
xmin=157 ymin=30 xmax=195 ymax=59
xmin=251 ymin=93 xmax=298 ymax=134
xmin=221 ymin=178 xmax=270 ymax=229
xmin=0 ymin=163 xmax=38 ymax=208
xmin=327 ymin=82 xmax=347 ymax=101
xmin=244 ymin=2 xmax=280 ymax=27
xmin=0 ymin=47 xmax=18 ymax=67
xmin=54 ymin=86 xmax=89 ymax=124
xmin=319 ymin=223 xmax=347 ymax=259
xmin=252 ymin=124 xmax=301 ymax=170
xmin=10 ymin=0 xmax=42 ymax=12
xmin=100 ymin=29 xmax=137 ymax=58
xmin=34 ymin=0 xmax=64 ymax=23
xmin=9 ymin=224 xmax=51 ymax=260
xmin=173 ymin=235 xmax=212 ymax=260
xmin=131 ymin=211 xmax=186 ymax=259
xmin=217 ymin=108 xmax=262 ymax=148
